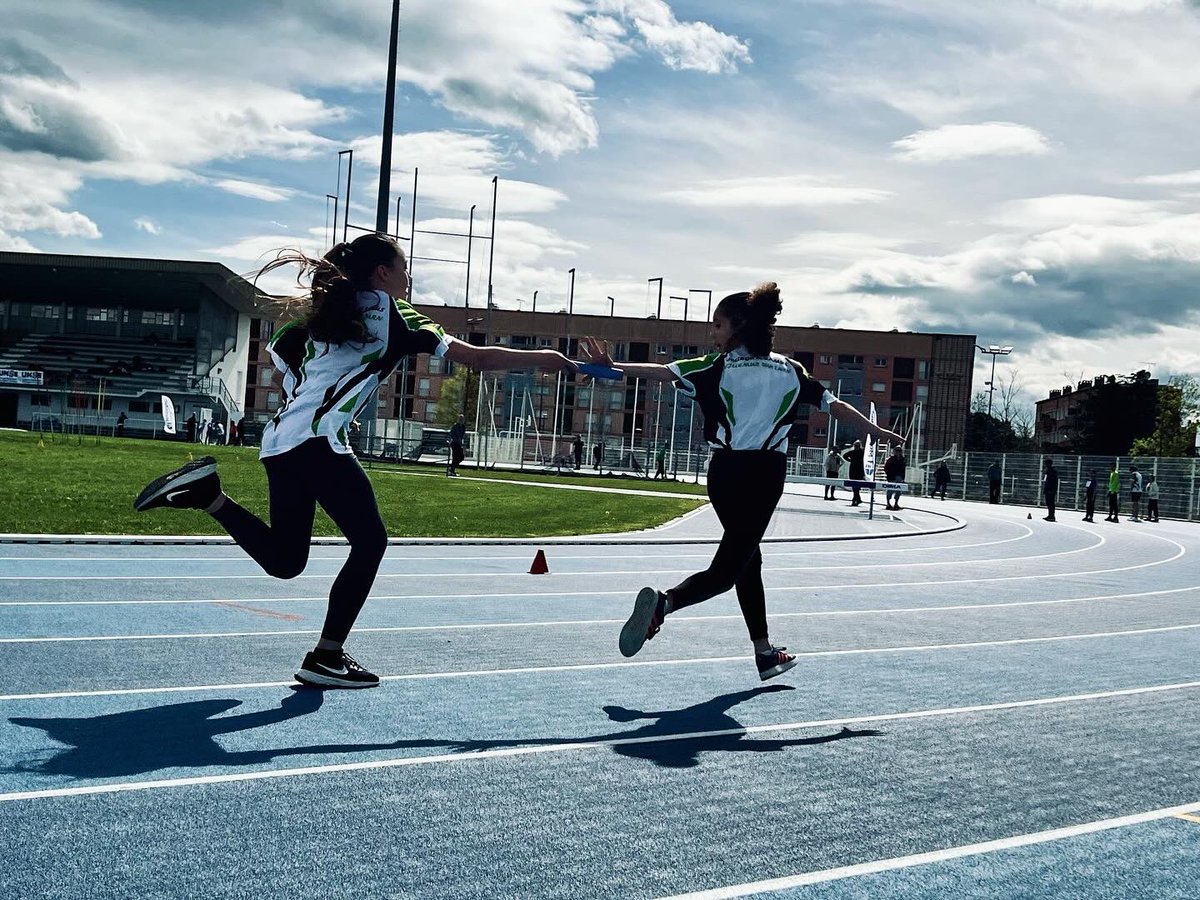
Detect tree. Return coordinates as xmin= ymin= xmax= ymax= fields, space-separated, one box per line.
xmin=1130 ymin=375 xmax=1198 ymax=457
xmin=434 ymin=367 xmax=478 ymax=427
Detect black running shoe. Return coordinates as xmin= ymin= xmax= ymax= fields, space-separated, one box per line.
xmin=295 ymin=649 xmax=380 ymax=688
xmin=756 ymin=646 xmax=798 ymax=681
xmin=133 ymin=457 xmax=221 ymax=511
xmin=619 ymin=587 xmax=667 ymax=658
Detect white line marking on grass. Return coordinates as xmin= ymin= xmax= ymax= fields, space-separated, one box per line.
xmin=4 ymin=624 xmax=1199 ymax=698
xmin=653 ymin=800 xmax=1200 ymax=899
xmin=1 ymin=681 xmax=1197 ymax=801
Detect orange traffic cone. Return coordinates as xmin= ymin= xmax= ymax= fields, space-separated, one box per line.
xmin=529 ymin=549 xmax=549 ymax=575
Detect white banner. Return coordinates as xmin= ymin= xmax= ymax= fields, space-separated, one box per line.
xmin=0 ymin=368 xmax=43 ymax=386
xmin=864 ymin=402 xmax=878 ymax=480
xmin=161 ymin=395 xmax=177 ymax=435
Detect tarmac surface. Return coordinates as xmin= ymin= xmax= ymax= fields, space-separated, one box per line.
xmin=1 ymin=484 xmax=1197 ymax=899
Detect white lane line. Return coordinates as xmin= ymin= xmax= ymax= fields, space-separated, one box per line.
xmin=4 ymin=623 xmax=1199 ymax=697
xmin=8 ymin=571 xmax=1200 ymax=611
xmin=0 ymin=533 xmax=1114 ymax=580
xmin=654 ymin=800 xmax=1200 ymax=899
xmin=1 ymin=680 xmax=1197 ymax=802
xmin=0 ymin=525 xmax=1037 ymax=563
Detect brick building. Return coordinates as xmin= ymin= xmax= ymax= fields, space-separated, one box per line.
xmin=243 ymin=305 xmax=976 ymax=453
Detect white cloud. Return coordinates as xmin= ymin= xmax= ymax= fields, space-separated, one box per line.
xmin=1011 ymin=270 xmax=1038 ymax=285
xmin=991 ymin=195 xmax=1171 ymax=229
xmin=662 ymin=175 xmax=891 ymax=208
xmin=1132 ymin=169 xmax=1200 ymax=186
xmin=133 ymin=217 xmax=161 ymax=235
xmin=893 ymin=122 xmax=1052 ymax=163
xmin=0 ymin=152 xmax=100 ymax=239
xmin=775 ymin=231 xmax=914 ymax=260
xmin=597 ymin=0 xmax=752 ymax=74
xmin=214 ymin=179 xmax=296 ymax=203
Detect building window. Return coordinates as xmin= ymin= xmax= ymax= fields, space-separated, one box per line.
xmin=141 ymin=310 xmax=175 ymax=326
xmin=874 ymin=357 xmax=888 ymax=367
xmin=30 ymin=304 xmax=61 ymax=319
xmin=418 ymin=377 xmax=430 ymax=398
xmin=267 ymin=391 xmax=281 ymax=408
xmin=916 ymin=385 xmax=929 ymax=401
xmin=894 ymin=357 xmax=915 ymax=379
xmin=259 ymin=368 xmax=275 ymax=387
xmin=819 ymin=354 xmax=832 ymax=365
xmin=428 ymin=356 xmax=443 ymax=374
xmin=838 ymin=354 xmax=863 ymax=365
xmin=814 ymin=425 xmax=827 ymax=437
xmin=917 ymin=360 xmax=929 ymax=380
xmin=872 ymin=382 xmax=886 ymax=393
xmin=655 ymin=344 xmax=669 ymax=356
xmin=891 ymin=381 xmax=913 ymax=402
xmin=86 ymin=308 xmax=118 ymax=322
xmin=793 ymin=351 xmax=815 ymax=371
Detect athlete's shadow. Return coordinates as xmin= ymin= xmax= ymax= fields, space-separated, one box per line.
xmin=9 ymin=685 xmax=879 ymax=780
xmin=7 ymin=686 xmax=447 ymax=779
xmin=599 ymin=685 xmax=881 ymax=768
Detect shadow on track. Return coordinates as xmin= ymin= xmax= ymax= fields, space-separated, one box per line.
xmin=8 ymin=685 xmax=881 ymax=780
xmin=602 ymin=684 xmax=881 ymax=768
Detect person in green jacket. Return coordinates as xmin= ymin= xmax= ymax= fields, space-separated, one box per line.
xmin=1105 ymin=463 xmax=1121 ymax=522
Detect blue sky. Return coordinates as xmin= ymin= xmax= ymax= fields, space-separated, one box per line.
xmin=4 ymin=0 xmax=1200 ymax=406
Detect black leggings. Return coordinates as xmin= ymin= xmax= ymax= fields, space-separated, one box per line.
xmin=668 ymin=450 xmax=785 ymax=642
xmin=211 ymin=439 xmax=388 ymax=644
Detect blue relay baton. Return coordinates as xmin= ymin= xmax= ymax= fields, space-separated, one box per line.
xmin=578 ymin=362 xmax=624 ymax=380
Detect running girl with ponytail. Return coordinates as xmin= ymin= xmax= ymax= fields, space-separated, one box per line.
xmin=134 ymin=233 xmax=576 ymax=688
xmin=592 ymin=282 xmax=905 ymax=680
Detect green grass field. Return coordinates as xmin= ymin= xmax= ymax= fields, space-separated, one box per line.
xmin=0 ymin=431 xmax=706 ymax=537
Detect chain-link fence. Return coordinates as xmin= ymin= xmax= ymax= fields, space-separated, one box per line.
xmin=907 ymin=451 xmax=1199 ymax=521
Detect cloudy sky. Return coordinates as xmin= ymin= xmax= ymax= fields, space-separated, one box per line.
xmin=5 ymin=0 xmax=1200 ymax=404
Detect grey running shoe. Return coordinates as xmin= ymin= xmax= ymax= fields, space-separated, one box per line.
xmin=133 ymin=457 xmax=220 ymax=511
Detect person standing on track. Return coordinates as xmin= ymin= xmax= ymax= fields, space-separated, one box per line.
xmin=133 ymin=233 xmax=576 ymax=689
xmin=589 ymin=282 xmax=904 ymax=681
xmin=1106 ymin=462 xmax=1121 ymax=522
xmin=1042 ymin=457 xmax=1059 ymax=522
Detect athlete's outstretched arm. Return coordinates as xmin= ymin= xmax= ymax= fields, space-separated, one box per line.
xmin=828 ymin=398 xmax=906 ymax=445
xmin=577 ymin=336 xmax=677 ymax=383
xmin=443 ymin=336 xmax=575 ymax=373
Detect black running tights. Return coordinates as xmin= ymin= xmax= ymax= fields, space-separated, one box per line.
xmin=211 ymin=438 xmax=388 ymax=644
xmin=667 ymin=450 xmax=785 ymax=642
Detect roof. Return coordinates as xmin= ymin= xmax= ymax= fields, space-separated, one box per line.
xmin=0 ymin=251 xmax=266 ymax=316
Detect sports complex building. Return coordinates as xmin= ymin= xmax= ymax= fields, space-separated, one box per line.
xmin=1 ymin=252 xmax=975 ymax=456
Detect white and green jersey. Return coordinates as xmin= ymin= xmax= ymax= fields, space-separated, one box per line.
xmin=668 ymin=346 xmax=833 ymax=453
xmin=260 ymin=290 xmax=450 ymax=459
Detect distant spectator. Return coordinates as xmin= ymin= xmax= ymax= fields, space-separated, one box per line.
xmin=186 ymin=413 xmax=197 ymax=443
xmin=1042 ymin=457 xmax=1059 ymax=522
xmin=573 ymin=435 xmax=583 ymax=470
xmin=593 ymin=441 xmax=603 ymax=471
xmin=1082 ymin=470 xmax=1098 ymax=522
xmin=198 ymin=419 xmax=208 ymax=444
xmin=228 ymin=420 xmax=238 ymax=446
xmin=883 ymin=446 xmax=906 ymax=511
xmin=209 ymin=421 xmax=225 ymax=446
xmin=824 ymin=448 xmax=840 ymax=501
xmin=934 ymin=461 xmax=951 ymax=500
xmin=448 ymin=414 xmax=466 ymax=476
xmin=654 ymin=443 xmax=666 ymax=480
xmin=1129 ymin=465 xmax=1143 ymax=522
xmin=1146 ymin=476 xmax=1160 ymax=522
xmin=237 ymin=418 xmax=246 ymax=445
xmin=987 ymin=460 xmax=1002 ymax=504
xmin=842 ymin=440 xmax=865 ymax=506
xmin=1106 ymin=463 xmax=1121 ymax=522
xmin=116 ymin=411 xmax=127 ymax=438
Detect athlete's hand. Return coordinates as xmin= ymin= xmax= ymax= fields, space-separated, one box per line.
xmin=579 ymin=336 xmax=614 ymax=367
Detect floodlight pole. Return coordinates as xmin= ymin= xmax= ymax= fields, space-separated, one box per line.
xmin=648 ymin=277 xmax=663 ymax=318
xmin=375 ymin=0 xmax=401 ymax=234
xmin=976 ymin=344 xmax=1014 ymax=419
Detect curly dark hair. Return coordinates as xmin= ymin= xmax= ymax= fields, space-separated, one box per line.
xmin=253 ymin=233 xmax=403 ymax=344
xmin=715 ymin=281 xmax=782 ymax=355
